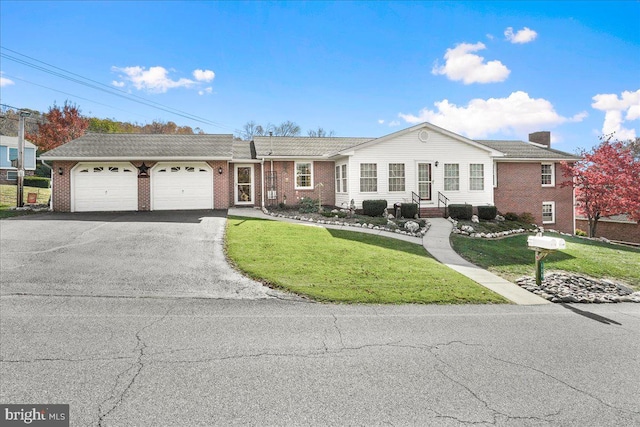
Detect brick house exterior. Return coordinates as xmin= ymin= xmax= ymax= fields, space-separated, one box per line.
xmin=575 ymin=216 xmax=640 ymax=244
xmin=41 ymin=123 xmax=580 ymax=233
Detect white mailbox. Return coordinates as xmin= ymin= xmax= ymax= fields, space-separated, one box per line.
xmin=527 ymin=235 xmax=566 ymax=250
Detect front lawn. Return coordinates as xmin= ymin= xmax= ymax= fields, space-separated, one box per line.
xmin=225 ymin=217 xmax=507 ymax=304
xmin=451 ymin=233 xmax=640 ymax=290
xmin=0 ymin=184 xmax=51 ymax=218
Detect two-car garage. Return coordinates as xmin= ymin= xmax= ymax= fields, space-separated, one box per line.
xmin=72 ymin=162 xmax=214 ymax=212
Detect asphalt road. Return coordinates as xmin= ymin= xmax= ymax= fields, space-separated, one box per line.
xmin=1 ymin=212 xmax=639 ymax=426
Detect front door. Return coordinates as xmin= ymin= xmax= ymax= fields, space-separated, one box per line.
xmin=235 ymin=165 xmax=254 ymax=205
xmin=417 ymin=163 xmax=432 ymax=201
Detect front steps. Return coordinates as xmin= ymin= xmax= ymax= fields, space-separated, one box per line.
xmin=419 ymin=206 xmax=446 ymax=218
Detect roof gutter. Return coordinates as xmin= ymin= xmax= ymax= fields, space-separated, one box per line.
xmin=39 ymin=156 xmax=234 ymax=161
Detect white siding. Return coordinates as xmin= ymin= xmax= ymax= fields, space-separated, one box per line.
xmin=345 ymin=128 xmax=494 ymax=208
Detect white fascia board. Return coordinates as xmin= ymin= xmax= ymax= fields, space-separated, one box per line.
xmin=494 ymin=157 xmax=578 ymax=162
xmin=259 ymin=155 xmax=328 ymax=160
xmin=40 ymin=156 xmax=233 ymax=161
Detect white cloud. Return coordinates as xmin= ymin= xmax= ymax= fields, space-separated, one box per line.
xmin=193 ymin=69 xmax=215 ymax=82
xmin=377 ymin=119 xmax=385 ymax=124
xmin=398 ymin=91 xmax=586 ymax=139
xmin=111 ymin=80 xmax=125 ymax=88
xmin=0 ymin=75 xmax=15 ymax=87
xmin=388 ymin=120 xmax=400 ymax=127
xmin=432 ymin=42 xmax=510 ymax=84
xmin=198 ymin=87 xmax=213 ymax=96
xmin=504 ymin=27 xmax=538 ymax=44
xmin=592 ymin=90 xmax=640 ymax=140
xmin=111 ymin=66 xmax=196 ymax=93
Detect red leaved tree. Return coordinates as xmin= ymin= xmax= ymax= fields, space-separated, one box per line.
xmin=561 ymin=136 xmax=640 ymax=237
xmin=26 ymin=101 xmax=89 ymax=152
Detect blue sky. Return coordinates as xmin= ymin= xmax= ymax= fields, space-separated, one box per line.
xmin=1 ymin=1 xmax=638 ymax=153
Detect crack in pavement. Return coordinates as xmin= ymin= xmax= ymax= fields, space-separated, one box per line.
xmin=332 ymin=314 xmax=345 ymax=349
xmin=96 ymin=307 xmax=173 ymax=427
xmin=489 ymin=355 xmax=640 ymax=416
xmin=0 ymin=355 xmax=135 ymax=363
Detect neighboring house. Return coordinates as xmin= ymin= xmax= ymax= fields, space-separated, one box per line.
xmin=576 ymin=215 xmax=640 ymax=245
xmin=41 ymin=122 xmax=580 ymax=233
xmin=0 ymin=135 xmax=37 ymax=184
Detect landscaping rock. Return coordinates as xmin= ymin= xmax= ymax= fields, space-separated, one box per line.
xmin=516 ymin=272 xmax=640 ymax=303
xmin=471 ymin=215 xmax=480 ymax=223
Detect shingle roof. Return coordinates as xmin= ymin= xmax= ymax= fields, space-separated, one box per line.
xmin=475 ymin=140 xmax=580 ymax=160
xmin=253 ymin=136 xmax=374 ymax=157
xmin=232 ymin=139 xmax=253 ymax=160
xmin=41 ymin=133 xmax=234 ymax=159
xmin=0 ymin=135 xmax=37 ymax=149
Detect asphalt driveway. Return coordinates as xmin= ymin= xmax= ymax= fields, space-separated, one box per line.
xmin=0 ymin=211 xmax=290 ymax=300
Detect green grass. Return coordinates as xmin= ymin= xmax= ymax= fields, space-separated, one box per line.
xmin=0 ymin=184 xmax=51 ymax=218
xmin=225 ymin=216 xmax=507 ymax=304
xmin=451 ymin=233 xmax=640 ymax=290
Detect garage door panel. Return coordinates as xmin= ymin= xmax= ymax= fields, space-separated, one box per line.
xmin=152 ymin=163 xmax=213 ymax=210
xmin=73 ymin=163 xmax=138 ymax=212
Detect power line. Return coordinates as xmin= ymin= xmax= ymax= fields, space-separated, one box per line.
xmin=0 ymin=46 xmax=239 ymax=133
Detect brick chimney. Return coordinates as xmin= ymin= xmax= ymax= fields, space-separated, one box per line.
xmin=529 ymin=131 xmax=551 ymax=147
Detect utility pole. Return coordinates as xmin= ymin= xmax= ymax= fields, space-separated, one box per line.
xmin=16 ymin=110 xmax=31 ymax=208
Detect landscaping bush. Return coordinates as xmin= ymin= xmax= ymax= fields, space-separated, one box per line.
xmin=504 ymin=212 xmax=519 ymax=221
xmin=477 ymin=205 xmax=497 ymax=220
xmin=449 ymin=204 xmax=473 ymax=220
xmin=24 ymin=177 xmax=50 ymax=188
xmin=519 ymin=212 xmax=535 ymax=224
xmin=362 ymin=199 xmax=387 ymax=217
xmin=576 ymin=229 xmax=587 ymax=237
xmin=298 ymin=197 xmax=319 ymax=213
xmin=400 ymin=203 xmax=418 ymax=219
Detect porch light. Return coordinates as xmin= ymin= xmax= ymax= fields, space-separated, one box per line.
xmin=58 ymin=167 xmax=64 ymax=175
xmin=218 ymin=167 xmax=223 ymax=175
xmin=435 ymin=161 xmax=439 ymax=167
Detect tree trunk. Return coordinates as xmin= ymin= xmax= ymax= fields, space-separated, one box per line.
xmin=588 ymin=217 xmax=599 ymax=238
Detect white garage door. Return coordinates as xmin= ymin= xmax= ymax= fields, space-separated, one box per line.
xmin=152 ymin=163 xmax=213 ymax=210
xmin=73 ymin=163 xmax=138 ymax=212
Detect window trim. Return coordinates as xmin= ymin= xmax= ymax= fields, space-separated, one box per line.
xmin=542 ymin=201 xmax=556 ymax=224
xmin=359 ymin=163 xmax=378 ymax=193
xmin=335 ymin=166 xmax=341 ymax=193
xmin=388 ymin=163 xmax=405 ymax=192
xmin=341 ymin=164 xmax=347 ymax=193
xmin=295 ymin=161 xmax=313 ymax=190
xmin=443 ymin=163 xmax=460 ymax=192
xmin=469 ymin=163 xmax=484 ymax=191
xmin=541 ymin=163 xmax=555 ymax=187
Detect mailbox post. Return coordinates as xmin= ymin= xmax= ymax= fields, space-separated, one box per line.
xmin=527 ymin=233 xmax=566 ymax=286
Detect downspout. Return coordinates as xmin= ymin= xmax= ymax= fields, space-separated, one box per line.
xmin=40 ymin=159 xmax=52 ymax=210
xmin=260 ymin=158 xmax=265 ymax=209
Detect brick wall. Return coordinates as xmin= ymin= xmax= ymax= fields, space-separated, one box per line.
xmin=130 ymin=161 xmax=154 ymax=211
xmin=262 ymin=160 xmax=336 ymax=207
xmin=0 ymin=169 xmax=35 ymax=185
xmin=576 ymin=219 xmax=640 ymax=244
xmin=206 ymin=161 xmax=229 ymax=209
xmin=51 ymin=161 xmax=76 ymax=212
xmin=494 ymin=162 xmax=574 ymax=233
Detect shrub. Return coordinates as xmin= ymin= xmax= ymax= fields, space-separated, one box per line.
xmin=24 ymin=176 xmax=50 ymax=188
xmin=477 ymin=205 xmax=497 ymax=221
xmin=400 ymin=203 xmax=418 ymax=219
xmin=298 ymin=197 xmax=318 ymax=213
xmin=519 ymin=212 xmax=535 ymax=224
xmin=362 ymin=199 xmax=387 ymax=217
xmin=449 ymin=204 xmax=473 ymax=220
xmin=576 ymin=229 xmax=587 ymax=237
xmin=504 ymin=212 xmax=519 ymax=221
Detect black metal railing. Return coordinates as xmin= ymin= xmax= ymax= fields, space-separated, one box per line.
xmin=411 ymin=191 xmax=421 ymax=217
xmin=437 ymin=191 xmax=449 ymax=217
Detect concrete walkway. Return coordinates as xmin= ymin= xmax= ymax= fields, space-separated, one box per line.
xmin=227 ymin=207 xmax=549 ymax=305
xmin=423 ymin=218 xmax=550 ymax=305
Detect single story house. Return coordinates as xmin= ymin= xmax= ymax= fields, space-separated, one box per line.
xmin=0 ymin=135 xmax=37 ymax=184
xmin=41 ymin=122 xmax=580 ymax=233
